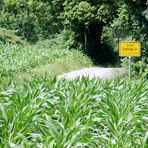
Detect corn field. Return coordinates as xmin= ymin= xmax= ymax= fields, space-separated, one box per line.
xmin=0 ymin=43 xmax=92 ymax=77
xmin=0 ymin=76 xmax=147 ymax=147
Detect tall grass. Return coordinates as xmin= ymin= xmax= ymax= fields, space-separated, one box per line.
xmin=0 ymin=76 xmax=147 ymax=147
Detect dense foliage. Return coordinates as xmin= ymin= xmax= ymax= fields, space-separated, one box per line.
xmin=0 ymin=77 xmax=147 ymax=147
xmin=113 ymin=0 xmax=148 ymax=38
xmin=0 ymin=0 xmax=58 ymax=42
xmin=0 ymin=0 xmax=147 ymax=62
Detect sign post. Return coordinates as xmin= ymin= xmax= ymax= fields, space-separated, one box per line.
xmin=113 ymin=27 xmax=124 ymax=64
xmin=128 ymin=56 xmax=131 ymax=79
xmin=119 ymin=41 xmax=141 ymax=79
xmin=117 ymin=37 xmax=120 ymax=64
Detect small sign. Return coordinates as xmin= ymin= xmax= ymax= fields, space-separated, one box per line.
xmin=113 ymin=27 xmax=124 ymax=38
xmin=119 ymin=41 xmax=141 ymax=57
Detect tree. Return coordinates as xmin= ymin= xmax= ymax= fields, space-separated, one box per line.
xmin=0 ymin=0 xmax=120 ymax=61
xmin=59 ymin=0 xmax=120 ymax=62
xmin=0 ymin=0 xmax=55 ymax=42
xmin=118 ymin=0 xmax=148 ymax=41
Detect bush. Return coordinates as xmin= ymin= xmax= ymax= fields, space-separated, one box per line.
xmin=0 ymin=27 xmax=25 ymax=44
xmin=0 ymin=0 xmax=54 ymax=42
xmin=0 ymin=77 xmax=147 ymax=147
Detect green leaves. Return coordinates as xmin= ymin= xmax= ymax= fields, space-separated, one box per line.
xmin=0 ymin=0 xmax=54 ymax=42
xmin=61 ymin=1 xmax=95 ymax=26
xmin=0 ymin=77 xmax=147 ymax=147
xmin=0 ymin=42 xmax=92 ymax=78
xmin=61 ymin=0 xmax=119 ymax=27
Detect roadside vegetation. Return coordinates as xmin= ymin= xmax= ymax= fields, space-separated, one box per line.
xmin=0 ymin=0 xmax=148 ymax=147
xmin=0 ymin=43 xmax=92 ymax=75
xmin=0 ymin=40 xmax=92 ymax=82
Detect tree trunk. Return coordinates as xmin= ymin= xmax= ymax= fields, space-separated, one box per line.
xmin=83 ymin=22 xmax=103 ymax=63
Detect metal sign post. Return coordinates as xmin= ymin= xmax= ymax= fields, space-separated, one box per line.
xmin=113 ymin=27 xmax=124 ymax=65
xmin=128 ymin=56 xmax=131 ymax=79
xmin=117 ymin=37 xmax=120 ymax=64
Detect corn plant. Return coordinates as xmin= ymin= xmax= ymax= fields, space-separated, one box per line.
xmin=0 ymin=43 xmax=92 ymax=77
xmin=0 ymin=76 xmax=147 ymax=147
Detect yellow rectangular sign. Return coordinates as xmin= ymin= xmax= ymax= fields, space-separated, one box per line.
xmin=119 ymin=42 xmax=141 ymax=57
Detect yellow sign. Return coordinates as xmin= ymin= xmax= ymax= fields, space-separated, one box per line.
xmin=119 ymin=42 xmax=141 ymax=57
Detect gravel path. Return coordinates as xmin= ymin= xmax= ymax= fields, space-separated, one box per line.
xmin=58 ymin=67 xmax=127 ymax=80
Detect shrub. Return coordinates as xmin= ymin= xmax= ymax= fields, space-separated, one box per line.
xmin=0 ymin=27 xmax=25 ymax=44
xmin=0 ymin=0 xmax=54 ymax=42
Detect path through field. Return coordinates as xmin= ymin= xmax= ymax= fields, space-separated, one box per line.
xmin=58 ymin=67 xmax=127 ymax=80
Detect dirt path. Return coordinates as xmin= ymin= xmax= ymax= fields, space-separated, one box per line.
xmin=58 ymin=67 xmax=127 ymax=80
